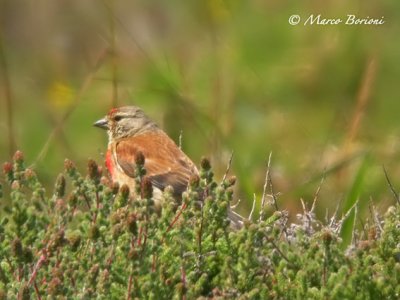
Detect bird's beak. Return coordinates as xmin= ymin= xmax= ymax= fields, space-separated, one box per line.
xmin=93 ymin=118 xmax=109 ymax=130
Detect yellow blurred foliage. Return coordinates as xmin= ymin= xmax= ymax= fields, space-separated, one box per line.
xmin=47 ymin=81 xmax=75 ymax=109
xmin=207 ymin=0 xmax=230 ymax=24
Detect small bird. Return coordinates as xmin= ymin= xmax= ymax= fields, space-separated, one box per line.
xmin=94 ymin=106 xmax=243 ymax=227
xmin=94 ymin=106 xmax=199 ymax=200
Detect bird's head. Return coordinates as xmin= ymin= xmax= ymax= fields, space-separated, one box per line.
xmin=94 ymin=106 xmax=158 ymax=141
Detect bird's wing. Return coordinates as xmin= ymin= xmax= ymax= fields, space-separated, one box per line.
xmin=115 ymin=131 xmax=198 ymax=196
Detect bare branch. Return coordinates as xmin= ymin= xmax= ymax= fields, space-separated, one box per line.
xmin=222 ymin=150 xmax=234 ymax=183
xmin=329 ymin=197 xmax=343 ymax=228
xmin=369 ymin=199 xmax=383 ymax=233
xmin=260 ymin=152 xmax=271 ymax=211
xmin=31 ymin=49 xmax=108 ymax=167
xmin=105 ymin=0 xmax=119 ymax=107
xmin=383 ymin=165 xmax=400 ymax=205
xmin=335 ymin=199 xmax=359 ymax=234
xmin=248 ymin=194 xmax=256 ymax=220
xmin=311 ymin=170 xmax=326 ymax=213
xmin=230 ymin=198 xmax=241 ymax=209
xmin=300 ymin=198 xmax=307 ymax=214
xmin=351 ymin=203 xmax=359 ymax=246
xmin=0 ymin=30 xmax=17 ymax=156
xmin=261 ymin=152 xmax=279 ymax=214
xmin=178 ymin=130 xmax=183 ymax=149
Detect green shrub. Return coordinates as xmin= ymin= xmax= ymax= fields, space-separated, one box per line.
xmin=0 ymin=151 xmax=399 ymax=299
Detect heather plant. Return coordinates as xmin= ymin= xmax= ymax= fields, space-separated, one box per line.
xmin=0 ymin=151 xmax=399 ymax=299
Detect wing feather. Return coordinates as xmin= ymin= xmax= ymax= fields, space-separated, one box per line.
xmin=115 ymin=131 xmax=198 ymax=197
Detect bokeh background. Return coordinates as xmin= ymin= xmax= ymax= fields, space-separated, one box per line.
xmin=1 ymin=1 xmax=400 ymax=223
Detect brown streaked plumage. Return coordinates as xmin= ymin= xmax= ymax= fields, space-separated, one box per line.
xmin=94 ymin=106 xmax=198 ymax=199
xmin=113 ymin=131 xmax=198 ymax=198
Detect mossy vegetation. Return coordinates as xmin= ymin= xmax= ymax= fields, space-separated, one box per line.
xmin=0 ymin=151 xmax=399 ymax=299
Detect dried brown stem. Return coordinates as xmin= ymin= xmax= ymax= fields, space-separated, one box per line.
xmin=105 ymin=0 xmax=118 ymax=107
xmin=221 ymin=150 xmax=234 ymax=183
xmin=345 ymin=58 xmax=377 ymax=147
xmin=32 ymin=49 xmax=108 ymax=166
xmin=126 ymin=269 xmax=133 ymax=300
xmin=0 ymin=29 xmax=17 ymax=156
xmin=261 ymin=152 xmax=279 ymax=212
xmin=311 ymin=170 xmax=326 ymax=213
xmin=383 ymin=165 xmax=400 ymax=205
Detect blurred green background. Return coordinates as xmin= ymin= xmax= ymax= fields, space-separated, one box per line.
xmin=1 ymin=0 xmax=400 ymax=219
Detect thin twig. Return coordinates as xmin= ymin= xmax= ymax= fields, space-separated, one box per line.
xmin=260 ymin=152 xmax=280 ymax=221
xmin=248 ymin=194 xmax=256 ymax=220
xmin=222 ymin=150 xmax=234 ymax=183
xmin=100 ymin=0 xmax=178 ymax=93
xmin=178 ymin=130 xmax=183 ymax=149
xmin=324 ymin=208 xmax=330 ymax=225
xmin=230 ymin=198 xmax=241 ymax=209
xmin=164 ymin=203 xmax=188 ymax=236
xmin=383 ymin=165 xmax=400 ymax=205
xmin=342 ymin=200 xmax=359 ymax=222
xmin=335 ymin=200 xmax=359 ymax=233
xmin=261 ymin=152 xmax=272 ymax=211
xmin=35 ymin=95 xmax=77 ymax=159
xmin=268 ymin=154 xmax=279 ymax=211
xmin=311 ymin=170 xmax=326 ymax=213
xmin=345 ymin=58 xmax=377 ymax=148
xmin=0 ymin=29 xmax=17 ymax=156
xmin=369 ymin=199 xmax=383 ymax=233
xmin=351 ymin=203 xmax=359 ymax=245
xmin=31 ymin=48 xmax=108 ymax=167
xmin=329 ymin=197 xmax=343 ymax=227
xmin=300 ymin=198 xmax=307 ymax=214
xmin=105 ymin=0 xmax=119 ymax=107
xmin=300 ymin=198 xmax=314 ymax=234
xmin=33 ymin=280 xmax=42 ymax=300
xmin=269 ymin=239 xmax=293 ymax=267
xmin=28 ymin=250 xmax=47 ymax=286
xmin=358 ymin=217 xmax=367 ymax=241
xmin=127 ymin=267 xmax=134 ymax=300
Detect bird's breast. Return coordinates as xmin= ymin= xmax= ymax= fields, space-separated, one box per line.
xmin=105 ymin=149 xmax=114 ymax=178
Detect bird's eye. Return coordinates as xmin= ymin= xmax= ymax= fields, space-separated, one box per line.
xmin=114 ymin=116 xmax=123 ymax=121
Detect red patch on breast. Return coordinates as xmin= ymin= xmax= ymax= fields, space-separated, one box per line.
xmin=105 ymin=150 xmax=114 ymax=178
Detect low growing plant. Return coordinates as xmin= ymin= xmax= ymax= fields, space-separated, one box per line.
xmin=0 ymin=151 xmax=399 ymax=299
